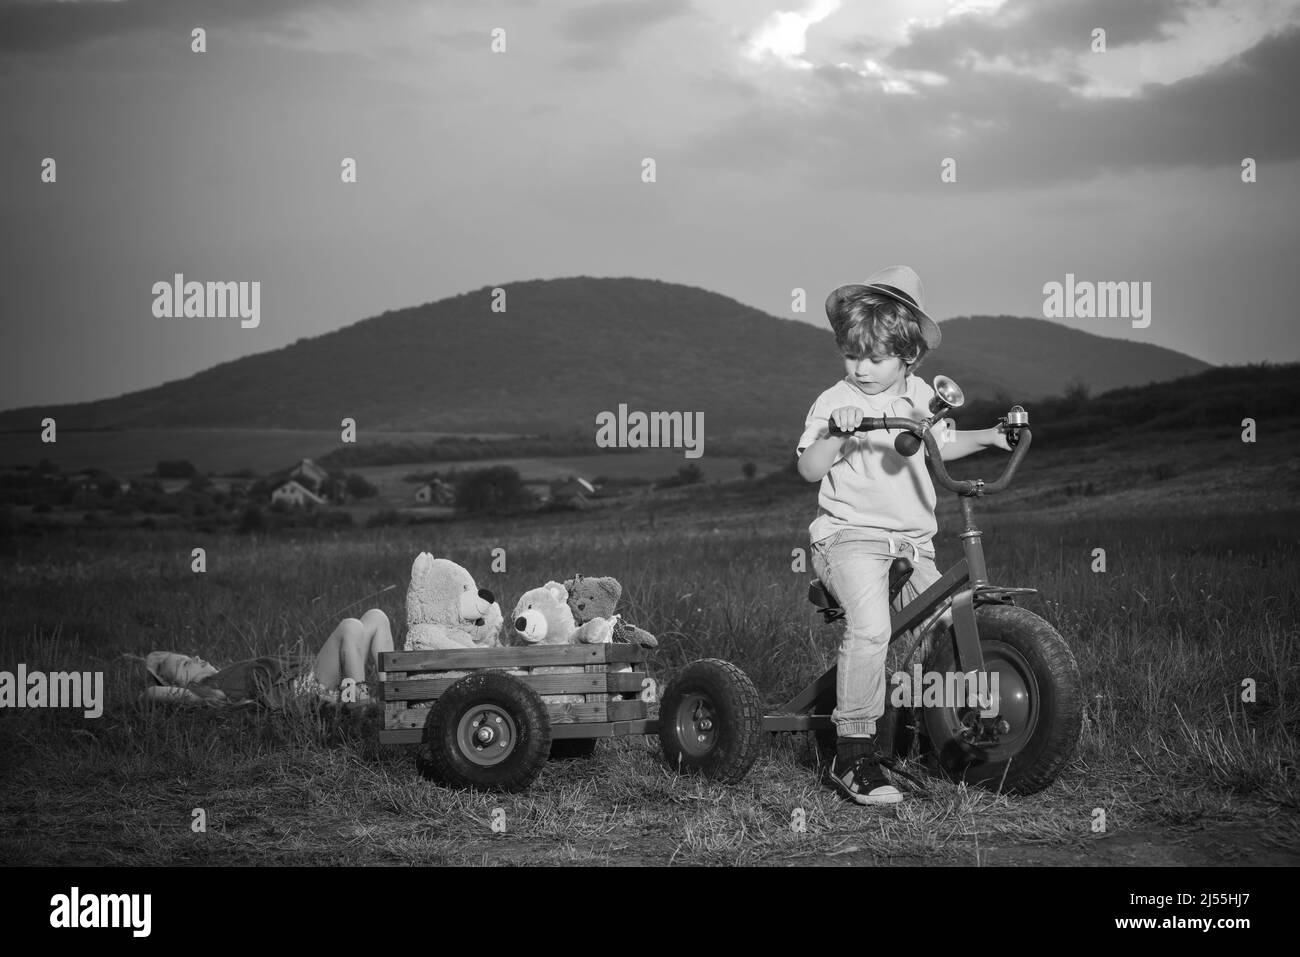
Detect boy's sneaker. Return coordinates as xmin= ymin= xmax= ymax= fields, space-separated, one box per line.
xmin=826 ymin=736 xmax=903 ymax=805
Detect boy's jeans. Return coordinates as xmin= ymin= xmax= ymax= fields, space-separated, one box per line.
xmin=810 ymin=528 xmax=942 ymax=738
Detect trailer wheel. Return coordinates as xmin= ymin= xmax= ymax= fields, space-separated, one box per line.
xmin=417 ymin=671 xmax=551 ymax=793
xmin=659 ymin=659 xmax=762 ymax=784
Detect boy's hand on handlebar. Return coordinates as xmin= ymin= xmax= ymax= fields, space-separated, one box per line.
xmin=988 ymin=426 xmax=1013 ymax=452
xmin=829 ymin=406 xmax=864 ymax=435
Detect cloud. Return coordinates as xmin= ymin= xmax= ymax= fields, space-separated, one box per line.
xmin=0 ymin=0 xmax=358 ymax=55
xmin=889 ymin=0 xmax=1201 ymax=73
xmin=681 ymin=21 xmax=1300 ymax=189
xmin=744 ymin=0 xmax=841 ymax=70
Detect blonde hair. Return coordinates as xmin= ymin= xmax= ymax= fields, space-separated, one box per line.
xmin=833 ymin=292 xmax=929 ymax=371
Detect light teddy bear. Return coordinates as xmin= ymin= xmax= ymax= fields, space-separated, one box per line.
xmin=405 ymin=552 xmax=503 ymax=650
xmin=510 ymin=581 xmax=619 ymax=704
xmin=404 ymin=553 xmax=503 ymax=710
xmin=511 ymin=581 xmax=617 ymax=647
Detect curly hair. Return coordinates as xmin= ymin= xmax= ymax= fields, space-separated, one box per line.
xmin=831 ymin=292 xmax=929 ymax=372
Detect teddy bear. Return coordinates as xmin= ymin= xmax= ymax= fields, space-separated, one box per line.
xmin=563 ymin=575 xmax=658 ymax=648
xmin=509 ymin=581 xmax=620 ymax=704
xmin=510 ymin=581 xmax=618 ymax=647
xmin=404 ymin=552 xmax=503 ymax=651
xmin=402 ymin=554 xmax=503 ymax=713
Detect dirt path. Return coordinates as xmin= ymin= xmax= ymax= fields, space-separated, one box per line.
xmin=386 ymin=820 xmax=1299 ymax=867
xmin=772 ymin=822 xmax=1300 ymax=867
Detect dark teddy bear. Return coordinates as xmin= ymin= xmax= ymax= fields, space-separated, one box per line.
xmin=564 ymin=575 xmax=658 ymax=648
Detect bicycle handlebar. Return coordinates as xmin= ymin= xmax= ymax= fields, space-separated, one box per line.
xmin=828 ymin=417 xmax=1033 ymax=495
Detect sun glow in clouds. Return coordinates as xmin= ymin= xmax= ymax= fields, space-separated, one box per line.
xmin=839 ymin=58 xmax=950 ymax=94
xmin=744 ymin=0 xmax=842 ymax=69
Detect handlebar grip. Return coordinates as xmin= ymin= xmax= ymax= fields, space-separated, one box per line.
xmin=828 ymin=417 xmax=892 ymax=436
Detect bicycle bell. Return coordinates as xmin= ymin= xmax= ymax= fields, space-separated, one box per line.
xmin=1000 ymin=404 xmax=1029 ymax=448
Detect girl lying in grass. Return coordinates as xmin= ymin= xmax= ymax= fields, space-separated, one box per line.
xmin=141 ymin=608 xmax=393 ymax=709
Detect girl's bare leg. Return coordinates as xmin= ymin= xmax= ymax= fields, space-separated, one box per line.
xmin=313 ymin=608 xmax=395 ymax=690
xmin=359 ymin=607 xmax=395 ymax=686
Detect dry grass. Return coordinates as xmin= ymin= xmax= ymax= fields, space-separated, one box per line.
xmin=1 ymin=435 xmax=1297 ymax=865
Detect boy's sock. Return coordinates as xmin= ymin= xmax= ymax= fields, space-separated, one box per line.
xmin=836 ymin=734 xmax=879 ymax=768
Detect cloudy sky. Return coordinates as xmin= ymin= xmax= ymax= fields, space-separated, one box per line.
xmin=2 ymin=0 xmax=1297 ymax=410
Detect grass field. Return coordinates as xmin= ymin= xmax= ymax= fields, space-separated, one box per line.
xmin=0 ymin=427 xmax=782 ymax=486
xmin=1 ymin=426 xmax=1297 ymax=866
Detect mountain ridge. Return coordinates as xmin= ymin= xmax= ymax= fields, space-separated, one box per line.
xmin=0 ymin=277 xmax=1211 ymax=435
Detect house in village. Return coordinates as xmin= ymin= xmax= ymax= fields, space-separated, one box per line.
xmin=269 ymin=478 xmax=327 ymax=508
xmin=549 ymin=476 xmax=597 ymax=507
xmin=414 ymin=478 xmax=456 ymax=506
xmin=72 ymin=468 xmax=131 ymax=494
xmin=288 ymin=458 xmax=330 ymax=490
xmin=262 ymin=457 xmax=346 ymax=505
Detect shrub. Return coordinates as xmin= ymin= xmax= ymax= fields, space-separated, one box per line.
xmin=345 ymin=473 xmax=378 ymax=499
xmin=657 ymin=463 xmax=705 ymax=489
xmin=454 ymin=466 xmax=536 ymax=515
xmin=237 ymin=504 xmax=266 ymax=534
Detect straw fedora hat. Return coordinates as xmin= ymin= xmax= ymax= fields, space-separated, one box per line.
xmin=825 ymin=265 xmax=941 ymax=350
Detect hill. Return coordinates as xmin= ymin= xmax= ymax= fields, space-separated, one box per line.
xmin=0 ymin=277 xmax=1210 ymax=436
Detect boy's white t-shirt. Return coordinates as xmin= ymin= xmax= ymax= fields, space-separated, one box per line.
xmin=796 ymin=373 xmax=938 ymax=548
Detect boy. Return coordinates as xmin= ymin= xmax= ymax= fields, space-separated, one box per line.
xmin=796 ymin=265 xmax=1011 ymax=804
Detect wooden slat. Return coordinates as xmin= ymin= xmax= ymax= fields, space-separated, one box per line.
xmin=609 ymin=672 xmax=648 ymax=694
xmin=607 ymin=699 xmax=647 ymax=721
xmin=547 ymin=701 xmax=607 ymax=724
xmin=380 ymin=642 xmax=647 ymax=672
xmin=384 ymin=701 xmax=406 ymax=727
xmin=382 ymin=670 xmax=649 ymax=703
xmin=378 ymin=672 xmax=405 ymax=704
xmin=381 ymin=683 xmax=652 ymax=730
xmin=387 ymin=674 xmax=608 ymax=699
xmin=583 ymin=662 xmax=603 ymax=703
xmin=387 ymin=707 xmax=433 ymax=730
